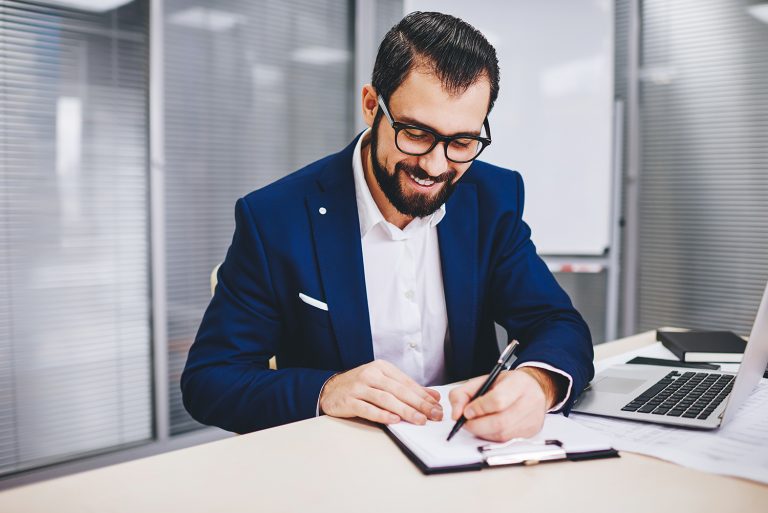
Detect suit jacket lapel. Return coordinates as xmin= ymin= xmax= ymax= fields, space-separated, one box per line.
xmin=437 ymin=183 xmax=479 ymax=381
xmin=305 ymin=135 xmax=480 ymax=377
xmin=306 ymin=138 xmax=374 ymax=369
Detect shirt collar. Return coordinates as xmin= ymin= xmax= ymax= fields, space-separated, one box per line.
xmin=352 ymin=129 xmax=446 ymax=239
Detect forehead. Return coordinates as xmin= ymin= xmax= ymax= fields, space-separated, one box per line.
xmin=387 ymin=69 xmax=490 ymax=135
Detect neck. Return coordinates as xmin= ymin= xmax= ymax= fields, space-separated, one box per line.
xmin=361 ymin=136 xmax=413 ymax=230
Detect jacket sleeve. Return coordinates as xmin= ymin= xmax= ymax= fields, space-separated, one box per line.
xmin=181 ymin=198 xmax=336 ymax=433
xmin=489 ymin=173 xmax=594 ymax=414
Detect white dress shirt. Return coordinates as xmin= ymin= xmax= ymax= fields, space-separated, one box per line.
xmin=353 ymin=130 xmax=449 ymax=386
xmin=318 ymin=129 xmax=573 ymax=412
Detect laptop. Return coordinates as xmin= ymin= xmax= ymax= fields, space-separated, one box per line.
xmin=572 ymin=281 xmax=768 ymax=429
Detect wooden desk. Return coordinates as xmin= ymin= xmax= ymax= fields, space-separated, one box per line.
xmin=0 ymin=331 xmax=765 ymax=513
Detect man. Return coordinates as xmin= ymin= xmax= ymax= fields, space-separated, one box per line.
xmin=182 ymin=12 xmax=593 ymax=443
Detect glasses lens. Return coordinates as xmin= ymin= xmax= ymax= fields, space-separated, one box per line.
xmin=396 ymin=127 xmax=436 ymax=155
xmin=446 ymin=137 xmax=482 ymax=163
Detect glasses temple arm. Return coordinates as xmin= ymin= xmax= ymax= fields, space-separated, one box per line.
xmin=377 ymin=96 xmax=395 ymax=125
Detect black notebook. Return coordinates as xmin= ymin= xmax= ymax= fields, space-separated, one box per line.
xmin=657 ymin=330 xmax=747 ymax=363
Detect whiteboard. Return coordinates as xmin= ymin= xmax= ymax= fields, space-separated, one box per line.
xmin=403 ymin=0 xmax=614 ymax=255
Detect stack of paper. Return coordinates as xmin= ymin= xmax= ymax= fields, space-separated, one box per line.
xmin=571 ymin=343 xmax=768 ymax=484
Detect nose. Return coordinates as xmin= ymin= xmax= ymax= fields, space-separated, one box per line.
xmin=417 ymin=142 xmax=450 ymax=178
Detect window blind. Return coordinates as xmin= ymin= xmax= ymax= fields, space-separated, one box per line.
xmin=376 ymin=0 xmax=404 ymax=41
xmin=0 ymin=0 xmax=152 ymax=476
xmin=162 ymin=0 xmax=357 ymax=434
xmin=636 ymin=0 xmax=768 ymax=335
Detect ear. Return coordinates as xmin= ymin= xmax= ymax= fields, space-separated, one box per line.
xmin=361 ymin=84 xmax=378 ymax=128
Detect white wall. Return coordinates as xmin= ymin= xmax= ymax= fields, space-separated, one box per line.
xmin=404 ymin=0 xmax=615 ymax=255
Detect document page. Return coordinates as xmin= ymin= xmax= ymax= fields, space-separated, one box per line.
xmin=571 ymin=380 xmax=768 ymax=484
xmin=386 ymin=384 xmax=611 ymax=469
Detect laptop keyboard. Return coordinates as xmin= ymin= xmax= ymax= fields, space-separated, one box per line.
xmin=621 ymin=371 xmax=734 ymax=420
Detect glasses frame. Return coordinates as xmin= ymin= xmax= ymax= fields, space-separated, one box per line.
xmin=376 ymin=96 xmax=492 ymax=164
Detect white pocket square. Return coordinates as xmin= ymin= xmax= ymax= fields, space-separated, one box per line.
xmin=299 ymin=292 xmax=328 ymax=311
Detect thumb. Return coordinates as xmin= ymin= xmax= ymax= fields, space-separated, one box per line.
xmin=449 ymin=375 xmax=488 ymax=420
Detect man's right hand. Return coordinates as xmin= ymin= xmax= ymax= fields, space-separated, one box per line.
xmin=318 ymin=360 xmax=443 ymax=425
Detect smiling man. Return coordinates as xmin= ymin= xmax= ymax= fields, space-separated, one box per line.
xmin=181 ymin=12 xmax=594 ymax=442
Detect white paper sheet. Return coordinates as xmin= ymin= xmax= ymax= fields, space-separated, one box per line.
xmin=386 ymin=384 xmax=612 ymax=469
xmin=571 ymin=378 xmax=768 ymax=484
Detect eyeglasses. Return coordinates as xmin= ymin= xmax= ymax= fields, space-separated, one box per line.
xmin=377 ymin=96 xmax=492 ymax=164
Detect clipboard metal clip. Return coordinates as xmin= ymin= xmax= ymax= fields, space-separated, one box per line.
xmin=478 ymin=439 xmax=566 ymax=466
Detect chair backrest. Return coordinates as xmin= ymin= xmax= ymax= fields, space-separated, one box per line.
xmin=210 ymin=263 xmax=221 ymax=296
xmin=210 ymin=263 xmax=277 ymax=370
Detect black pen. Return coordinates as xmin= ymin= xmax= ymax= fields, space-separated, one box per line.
xmin=446 ymin=340 xmax=520 ymax=442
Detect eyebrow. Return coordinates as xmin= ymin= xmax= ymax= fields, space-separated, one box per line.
xmin=396 ymin=114 xmax=483 ymax=137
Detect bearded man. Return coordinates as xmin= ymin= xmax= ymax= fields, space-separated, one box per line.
xmin=182 ymin=11 xmax=594 ymax=443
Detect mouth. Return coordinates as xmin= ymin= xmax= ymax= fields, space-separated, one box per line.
xmin=405 ymin=171 xmax=438 ymax=191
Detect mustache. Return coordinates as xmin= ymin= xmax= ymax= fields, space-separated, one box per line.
xmin=396 ymin=162 xmax=457 ymax=184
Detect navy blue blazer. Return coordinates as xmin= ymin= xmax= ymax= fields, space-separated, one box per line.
xmin=181 ymin=134 xmax=594 ymax=434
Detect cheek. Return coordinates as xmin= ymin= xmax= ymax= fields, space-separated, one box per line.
xmin=375 ymin=121 xmax=398 ymax=154
xmin=377 ymin=141 xmax=403 ymax=172
xmin=397 ymin=156 xmax=422 ymax=172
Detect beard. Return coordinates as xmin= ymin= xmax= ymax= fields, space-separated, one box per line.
xmin=369 ymin=115 xmax=458 ymax=219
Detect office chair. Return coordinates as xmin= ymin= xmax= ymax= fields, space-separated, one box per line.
xmin=211 ymin=264 xmax=277 ymax=370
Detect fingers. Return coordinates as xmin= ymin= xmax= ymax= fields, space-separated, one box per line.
xmin=464 ymin=410 xmax=512 ymax=442
xmin=448 ymin=375 xmax=487 ymax=420
xmin=459 ymin=371 xmax=548 ymax=442
xmin=372 ymin=362 xmax=442 ymax=421
xmin=320 ymin=361 xmax=447 ymax=425
xmin=319 ymin=361 xmax=442 ymax=425
xmin=379 ymin=362 xmax=441 ymax=406
xmin=361 ymin=387 xmax=428 ymax=425
xmin=351 ymin=400 xmax=401 ymax=425
xmin=464 ymin=404 xmax=545 ymax=442
xmin=367 ymin=373 xmax=442 ymax=422
xmin=463 ymin=383 xmax=520 ymax=420
xmin=464 ymin=411 xmax=516 ymax=442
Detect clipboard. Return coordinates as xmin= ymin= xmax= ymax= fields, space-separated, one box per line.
xmin=478 ymin=438 xmax=618 ymax=466
xmin=384 ymin=426 xmax=618 ymax=475
xmin=383 ymin=385 xmax=618 ymax=475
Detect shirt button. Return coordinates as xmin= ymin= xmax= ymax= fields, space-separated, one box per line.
xmin=408 ymin=341 xmax=417 ymax=349
xmin=404 ymin=290 xmax=415 ymax=300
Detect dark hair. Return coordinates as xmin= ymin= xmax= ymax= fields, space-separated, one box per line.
xmin=372 ymin=11 xmax=500 ymax=113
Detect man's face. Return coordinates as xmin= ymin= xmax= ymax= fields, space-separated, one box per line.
xmin=368 ymin=70 xmax=491 ymax=218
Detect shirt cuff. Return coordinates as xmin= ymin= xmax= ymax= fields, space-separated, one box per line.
xmin=315 ymin=373 xmax=339 ymax=416
xmin=515 ymin=361 xmax=573 ymax=413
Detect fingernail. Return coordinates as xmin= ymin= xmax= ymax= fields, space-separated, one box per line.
xmin=464 ymin=407 xmax=474 ymax=419
xmin=413 ymin=413 xmax=427 ymax=424
xmin=430 ymin=408 xmax=442 ymax=420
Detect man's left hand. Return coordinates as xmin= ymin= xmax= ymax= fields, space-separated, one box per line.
xmin=448 ymin=368 xmax=560 ymax=442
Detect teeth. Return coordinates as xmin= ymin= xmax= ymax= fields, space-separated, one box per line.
xmin=409 ymin=173 xmax=435 ymax=186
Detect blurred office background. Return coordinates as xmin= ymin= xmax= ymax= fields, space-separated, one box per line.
xmin=0 ymin=0 xmax=766 ymax=486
